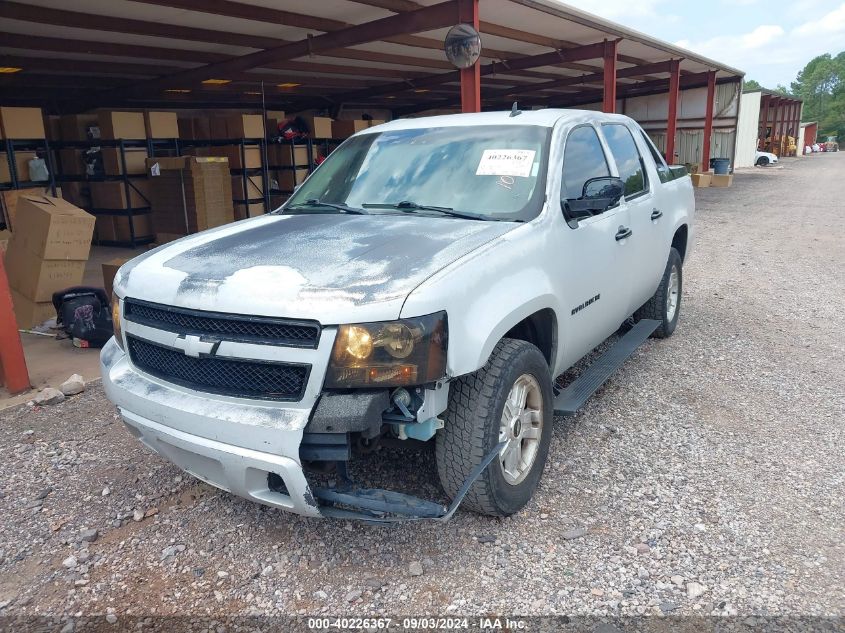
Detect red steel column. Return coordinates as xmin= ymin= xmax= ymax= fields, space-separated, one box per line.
xmin=770 ymin=98 xmax=781 ymax=147
xmin=0 ymin=254 xmax=30 ymax=394
xmin=458 ymin=0 xmax=480 ymax=113
xmin=664 ymin=59 xmax=681 ymax=164
xmin=701 ymin=70 xmax=716 ymax=172
xmin=602 ymin=39 xmax=618 ymax=113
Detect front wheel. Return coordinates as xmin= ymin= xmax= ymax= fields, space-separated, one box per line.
xmin=756 ymin=156 xmax=769 ymax=166
xmin=634 ymin=247 xmax=683 ymax=338
xmin=435 ymin=339 xmax=553 ymax=516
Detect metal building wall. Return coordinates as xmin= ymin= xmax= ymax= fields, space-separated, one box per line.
xmin=735 ymin=91 xmax=762 ymax=168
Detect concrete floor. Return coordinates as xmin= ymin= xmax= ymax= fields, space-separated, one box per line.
xmin=1 ymin=244 xmax=146 ymax=409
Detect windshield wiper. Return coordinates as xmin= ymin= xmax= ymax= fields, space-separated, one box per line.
xmin=362 ymin=200 xmax=494 ymax=221
xmin=283 ymin=199 xmax=369 ymax=215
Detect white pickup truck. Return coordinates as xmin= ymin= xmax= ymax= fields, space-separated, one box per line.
xmin=102 ymin=108 xmax=694 ymax=521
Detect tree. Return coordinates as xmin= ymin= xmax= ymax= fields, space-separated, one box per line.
xmin=744 ymin=79 xmax=763 ymax=91
xmin=791 ymin=52 xmax=844 ymax=141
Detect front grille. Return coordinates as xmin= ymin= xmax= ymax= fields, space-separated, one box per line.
xmin=124 ymin=299 xmax=320 ymax=348
xmin=127 ymin=336 xmax=310 ymax=401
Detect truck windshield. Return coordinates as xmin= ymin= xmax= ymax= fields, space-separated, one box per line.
xmin=283 ymin=125 xmax=551 ymax=222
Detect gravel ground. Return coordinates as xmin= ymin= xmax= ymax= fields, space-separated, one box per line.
xmin=0 ymin=153 xmax=843 ymax=623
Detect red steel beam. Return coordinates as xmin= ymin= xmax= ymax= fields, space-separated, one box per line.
xmin=664 ymin=59 xmax=681 ymax=164
xmin=602 ymin=39 xmax=618 ymax=113
xmin=458 ymin=0 xmax=481 ymax=113
xmin=0 ymin=255 xmax=30 ymax=395
xmin=89 ymin=0 xmax=460 ymax=101
xmin=701 ymin=70 xmax=716 ymax=172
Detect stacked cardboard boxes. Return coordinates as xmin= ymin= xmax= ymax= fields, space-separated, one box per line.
xmin=4 ymin=195 xmax=94 ymax=327
xmin=0 ymin=106 xmax=46 ymax=140
xmin=145 ymin=157 xmax=233 ymax=239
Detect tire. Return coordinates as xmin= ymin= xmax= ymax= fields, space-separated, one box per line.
xmin=435 ymin=339 xmax=553 ymax=516
xmin=634 ymin=247 xmax=683 ymax=338
xmin=756 ymin=156 xmax=769 ymax=166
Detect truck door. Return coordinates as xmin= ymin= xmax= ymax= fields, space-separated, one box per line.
xmin=555 ymin=124 xmax=633 ymax=365
xmin=600 ymin=123 xmax=667 ymax=314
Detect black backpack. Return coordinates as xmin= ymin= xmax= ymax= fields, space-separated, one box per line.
xmin=51 ymin=286 xmax=113 ymax=348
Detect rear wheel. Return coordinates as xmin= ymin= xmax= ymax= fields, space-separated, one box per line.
xmin=435 ymin=339 xmax=553 ymax=516
xmin=634 ymin=247 xmax=683 ymax=338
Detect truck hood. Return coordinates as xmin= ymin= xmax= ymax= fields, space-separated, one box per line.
xmin=115 ymin=213 xmax=519 ymax=323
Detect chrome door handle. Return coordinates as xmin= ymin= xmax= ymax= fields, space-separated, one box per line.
xmin=651 ymin=209 xmax=663 ymax=220
xmin=615 ymin=226 xmax=632 ymax=241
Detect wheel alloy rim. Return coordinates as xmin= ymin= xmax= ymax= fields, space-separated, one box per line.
xmin=498 ymin=373 xmax=544 ymax=485
xmin=666 ymin=264 xmax=680 ymax=322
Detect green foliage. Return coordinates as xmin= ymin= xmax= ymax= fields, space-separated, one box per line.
xmin=744 ymin=79 xmax=763 ymax=91
xmin=791 ymin=52 xmax=845 ymax=141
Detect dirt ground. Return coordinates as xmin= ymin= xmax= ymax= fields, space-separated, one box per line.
xmin=0 ymin=153 xmax=843 ymax=627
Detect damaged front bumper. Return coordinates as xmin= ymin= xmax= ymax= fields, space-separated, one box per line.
xmin=100 ymin=338 xmax=490 ymax=522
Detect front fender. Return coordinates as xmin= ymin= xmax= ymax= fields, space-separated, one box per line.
xmin=400 ymin=225 xmax=564 ymax=378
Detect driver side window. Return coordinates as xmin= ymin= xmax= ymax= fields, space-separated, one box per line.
xmin=561 ymin=126 xmax=611 ymax=201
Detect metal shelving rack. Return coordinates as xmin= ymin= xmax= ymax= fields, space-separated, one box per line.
xmin=52 ymin=138 xmax=161 ymax=248
xmin=266 ymin=137 xmax=340 ymax=201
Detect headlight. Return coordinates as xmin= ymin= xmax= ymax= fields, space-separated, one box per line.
xmin=111 ymin=293 xmax=124 ymax=350
xmin=326 ymin=312 xmax=447 ymax=388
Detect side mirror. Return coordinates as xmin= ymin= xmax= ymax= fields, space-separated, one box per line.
xmin=561 ymin=176 xmax=625 ymax=226
xmin=582 ymin=176 xmax=625 ymax=205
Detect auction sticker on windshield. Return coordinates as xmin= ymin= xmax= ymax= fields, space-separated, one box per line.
xmin=476 ymin=149 xmax=536 ymax=178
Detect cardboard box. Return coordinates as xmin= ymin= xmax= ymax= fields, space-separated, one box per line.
xmin=60 ymin=114 xmax=100 ymax=141
xmin=144 ymin=111 xmax=178 ymax=138
xmin=4 ymin=240 xmax=87 ymax=301
xmin=90 ymin=180 xmax=150 ymax=210
xmin=270 ymin=144 xmax=309 ymax=167
xmin=95 ymin=214 xmax=153 ymax=243
xmin=221 ymin=145 xmax=262 ymax=169
xmin=101 ymin=148 xmax=149 ymax=176
xmin=0 ymin=107 xmax=45 ymax=140
xmin=367 ymin=119 xmax=386 ymax=128
xmin=44 ymin=115 xmax=62 ymax=141
xmin=10 ymin=289 xmax=55 ymax=328
xmin=209 ymin=116 xmax=229 ymax=140
xmin=266 ymin=110 xmax=286 ymax=134
xmin=332 ymin=119 xmax=368 ymax=138
xmin=177 ymin=117 xmax=195 ymax=140
xmin=145 ymin=156 xmax=233 ymax=236
xmin=58 ymin=149 xmax=86 ymax=177
xmin=691 ymin=173 xmax=711 ymax=188
xmin=226 ymin=114 xmax=265 ymax=139
xmin=709 ymin=174 xmax=733 ymax=188
xmin=61 ymin=181 xmax=89 ymax=209
xmin=98 ymin=111 xmax=146 ymax=140
xmin=102 ymin=257 xmax=130 ymax=298
xmin=7 ymin=194 xmax=94 ymax=260
xmin=0 ymin=151 xmax=38 ymax=183
xmin=301 ymin=115 xmax=333 ymax=139
xmin=234 ymin=202 xmax=266 ymax=221
xmin=0 ymin=228 xmax=10 ymax=253
xmin=231 ymin=174 xmax=264 ymax=199
xmin=1 ymin=187 xmax=53 ymax=230
xmin=276 ymin=168 xmax=309 ymax=192
xmin=192 ymin=117 xmax=211 ymax=140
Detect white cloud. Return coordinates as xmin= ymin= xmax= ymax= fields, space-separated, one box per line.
xmin=673 ymin=2 xmax=845 ymax=85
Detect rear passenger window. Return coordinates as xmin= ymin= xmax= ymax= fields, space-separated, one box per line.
xmin=561 ymin=126 xmax=610 ymax=201
xmin=602 ymin=124 xmax=648 ymax=197
xmin=641 ymin=131 xmax=671 ymax=183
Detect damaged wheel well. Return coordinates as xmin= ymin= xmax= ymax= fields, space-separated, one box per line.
xmin=503 ymin=308 xmax=557 ymax=369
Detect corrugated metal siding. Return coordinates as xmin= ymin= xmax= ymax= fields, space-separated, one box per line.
xmin=715 ymin=83 xmax=740 ymax=117
xmin=647 ymin=132 xmax=667 ymax=153
xmin=677 ymin=130 xmax=704 ymax=165
xmin=713 ymin=130 xmax=736 ymax=161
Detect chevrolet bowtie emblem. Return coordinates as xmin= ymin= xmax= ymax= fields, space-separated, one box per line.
xmin=173 ymin=334 xmax=220 ymax=358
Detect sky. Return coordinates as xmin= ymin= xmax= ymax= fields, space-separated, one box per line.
xmin=561 ymin=0 xmax=845 ymax=88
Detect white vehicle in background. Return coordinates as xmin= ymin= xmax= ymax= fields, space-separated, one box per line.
xmin=102 ymin=108 xmax=694 ymax=522
xmin=755 ymin=150 xmax=779 ymax=166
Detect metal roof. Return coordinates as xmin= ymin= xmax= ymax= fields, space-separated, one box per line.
xmin=0 ymin=0 xmax=745 ymax=112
